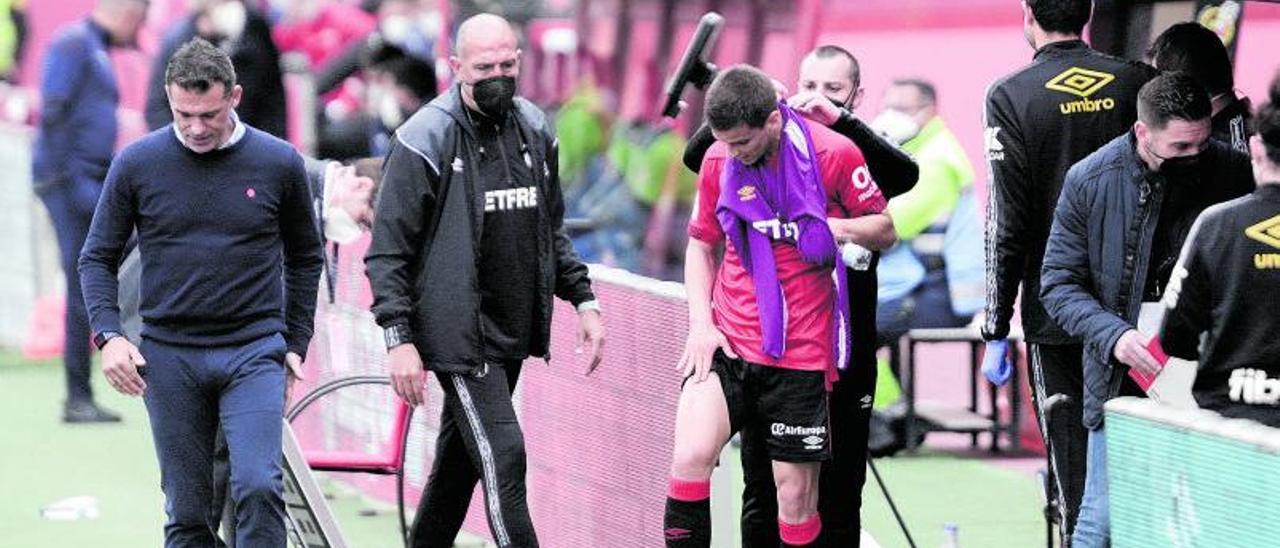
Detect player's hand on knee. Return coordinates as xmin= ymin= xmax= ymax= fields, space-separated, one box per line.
xmin=102 ymin=337 xmax=146 ymax=396
xmin=388 ymin=344 xmax=427 ymax=406
xmin=678 ymin=323 xmax=736 ymax=383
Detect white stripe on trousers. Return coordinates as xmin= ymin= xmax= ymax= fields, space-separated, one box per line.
xmin=451 ymin=373 xmax=513 ymax=547
xmin=1030 ymin=345 xmax=1068 ymax=529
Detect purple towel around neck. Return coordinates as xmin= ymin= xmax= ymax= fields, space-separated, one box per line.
xmin=715 ymin=102 xmax=852 ymax=371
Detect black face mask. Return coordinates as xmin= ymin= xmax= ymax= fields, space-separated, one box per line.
xmin=471 ymin=75 xmax=516 ymax=118
xmin=1146 ymin=141 xmax=1205 ymax=180
xmin=1159 ymin=153 xmax=1204 ymax=179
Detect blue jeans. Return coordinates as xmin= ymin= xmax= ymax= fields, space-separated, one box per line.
xmin=140 ymin=333 xmax=287 ymax=547
xmin=1072 ymin=427 xmax=1109 ymax=547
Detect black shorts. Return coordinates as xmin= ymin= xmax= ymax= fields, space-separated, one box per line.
xmin=686 ymin=350 xmax=831 ymax=462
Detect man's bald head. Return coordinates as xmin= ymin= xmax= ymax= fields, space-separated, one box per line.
xmin=450 ymin=13 xmax=522 ymax=114
xmin=454 ymin=13 xmax=518 ymax=58
xmin=94 ymin=0 xmax=149 ymax=46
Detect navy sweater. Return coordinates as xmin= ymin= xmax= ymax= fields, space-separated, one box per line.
xmin=32 ymin=18 xmax=118 ymax=189
xmin=79 ymin=126 xmax=323 ymax=357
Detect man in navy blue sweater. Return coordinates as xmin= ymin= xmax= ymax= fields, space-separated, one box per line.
xmin=32 ymin=0 xmax=148 ymax=423
xmin=79 ymin=38 xmax=322 ymax=546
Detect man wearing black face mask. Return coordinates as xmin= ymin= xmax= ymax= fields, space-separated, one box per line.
xmin=366 ymin=13 xmax=604 ymax=548
xmin=1040 ymin=71 xmax=1253 ymax=547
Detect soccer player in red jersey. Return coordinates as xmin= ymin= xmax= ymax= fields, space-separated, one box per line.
xmin=663 ymin=65 xmax=896 ymax=547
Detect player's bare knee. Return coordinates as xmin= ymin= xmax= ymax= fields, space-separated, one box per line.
xmin=773 ymin=468 xmax=819 ymax=521
xmin=670 ymin=443 xmax=718 ymax=480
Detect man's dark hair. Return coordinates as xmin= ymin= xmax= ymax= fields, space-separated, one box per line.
xmin=1026 ymin=0 xmax=1092 ymax=36
xmin=165 ymin=38 xmax=236 ymax=95
xmin=1257 ymin=72 xmax=1280 ymax=165
xmin=368 ymin=45 xmax=438 ymax=102
xmin=809 ymin=45 xmax=861 ymax=88
xmin=891 ymin=77 xmax=937 ymax=107
xmin=1147 ymin=22 xmax=1233 ymax=96
xmin=705 ymin=65 xmax=778 ymax=131
xmin=1137 ymin=71 xmax=1212 ymax=129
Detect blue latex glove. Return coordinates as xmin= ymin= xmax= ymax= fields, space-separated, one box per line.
xmin=982 ymin=339 xmax=1013 ymax=386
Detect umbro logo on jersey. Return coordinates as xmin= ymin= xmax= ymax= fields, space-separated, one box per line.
xmin=738 ymin=186 xmax=757 ymax=201
xmin=1245 ymin=214 xmax=1280 ymax=249
xmin=484 ymin=186 xmax=539 ymax=212
xmin=1045 ymin=67 xmax=1115 ymax=97
xmin=1246 ymin=214 xmax=1280 ymax=269
xmin=1046 ymin=67 xmax=1118 ymax=114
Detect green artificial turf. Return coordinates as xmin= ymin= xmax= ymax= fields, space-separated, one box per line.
xmin=1 ymin=349 xmax=1044 ymax=547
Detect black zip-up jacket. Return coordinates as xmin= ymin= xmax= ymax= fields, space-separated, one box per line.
xmin=1040 ymin=133 xmax=1253 ymax=429
xmin=983 ymin=39 xmax=1157 ymax=344
xmin=1158 ymin=184 xmax=1280 ymax=428
xmin=365 ymin=86 xmax=596 ymax=375
xmin=1212 ymin=95 xmax=1252 ymax=154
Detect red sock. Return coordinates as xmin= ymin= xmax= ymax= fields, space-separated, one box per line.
xmin=779 ymin=514 xmax=822 ymax=546
xmin=667 ymin=477 xmax=711 ymax=502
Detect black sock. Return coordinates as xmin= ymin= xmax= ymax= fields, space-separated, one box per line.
xmin=664 ymin=497 xmax=711 ymax=547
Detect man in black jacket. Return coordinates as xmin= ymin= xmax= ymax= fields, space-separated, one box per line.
xmin=1147 ymin=22 xmax=1252 ymax=154
xmin=681 ymin=45 xmax=918 ymax=547
xmin=1158 ymin=77 xmax=1280 ymax=428
xmin=981 ymin=1 xmax=1156 ymax=539
xmin=365 ymin=13 xmax=604 ymax=548
xmin=1040 ymin=72 xmax=1254 ymax=547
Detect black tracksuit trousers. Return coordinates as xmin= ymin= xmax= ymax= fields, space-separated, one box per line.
xmin=409 ymin=360 xmax=538 ymax=548
xmin=1028 ymin=342 xmax=1087 ymax=540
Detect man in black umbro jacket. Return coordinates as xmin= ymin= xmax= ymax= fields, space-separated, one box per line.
xmin=981 ymin=0 xmax=1156 ymax=542
xmin=1159 ymin=80 xmax=1280 ymax=429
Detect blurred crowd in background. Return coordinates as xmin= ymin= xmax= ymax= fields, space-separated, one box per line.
xmin=0 ymin=0 xmax=701 ymax=281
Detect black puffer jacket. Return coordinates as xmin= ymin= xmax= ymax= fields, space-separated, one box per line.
xmin=366 ymin=86 xmax=595 ymax=374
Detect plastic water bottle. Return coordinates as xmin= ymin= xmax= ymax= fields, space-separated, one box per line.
xmin=841 ymin=242 xmax=873 ymax=271
xmin=39 ymin=496 xmax=100 ymax=521
xmin=940 ymin=522 xmax=960 ymax=548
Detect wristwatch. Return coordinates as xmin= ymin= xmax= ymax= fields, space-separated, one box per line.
xmin=383 ymin=324 xmax=414 ymax=350
xmin=93 ymin=331 xmax=122 ymax=350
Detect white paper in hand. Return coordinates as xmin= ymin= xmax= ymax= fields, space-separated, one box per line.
xmin=1135 ymin=302 xmax=1198 ymax=409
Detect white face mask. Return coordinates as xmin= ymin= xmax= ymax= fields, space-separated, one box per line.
xmin=323 ymin=206 xmax=364 ymax=245
xmin=379 ymin=93 xmax=405 ymax=128
xmin=380 ymin=15 xmax=415 ymax=45
xmin=367 ymin=84 xmax=405 ymax=128
xmin=210 ymin=1 xmax=248 ymax=42
xmin=870 ymin=108 xmax=921 ymax=146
